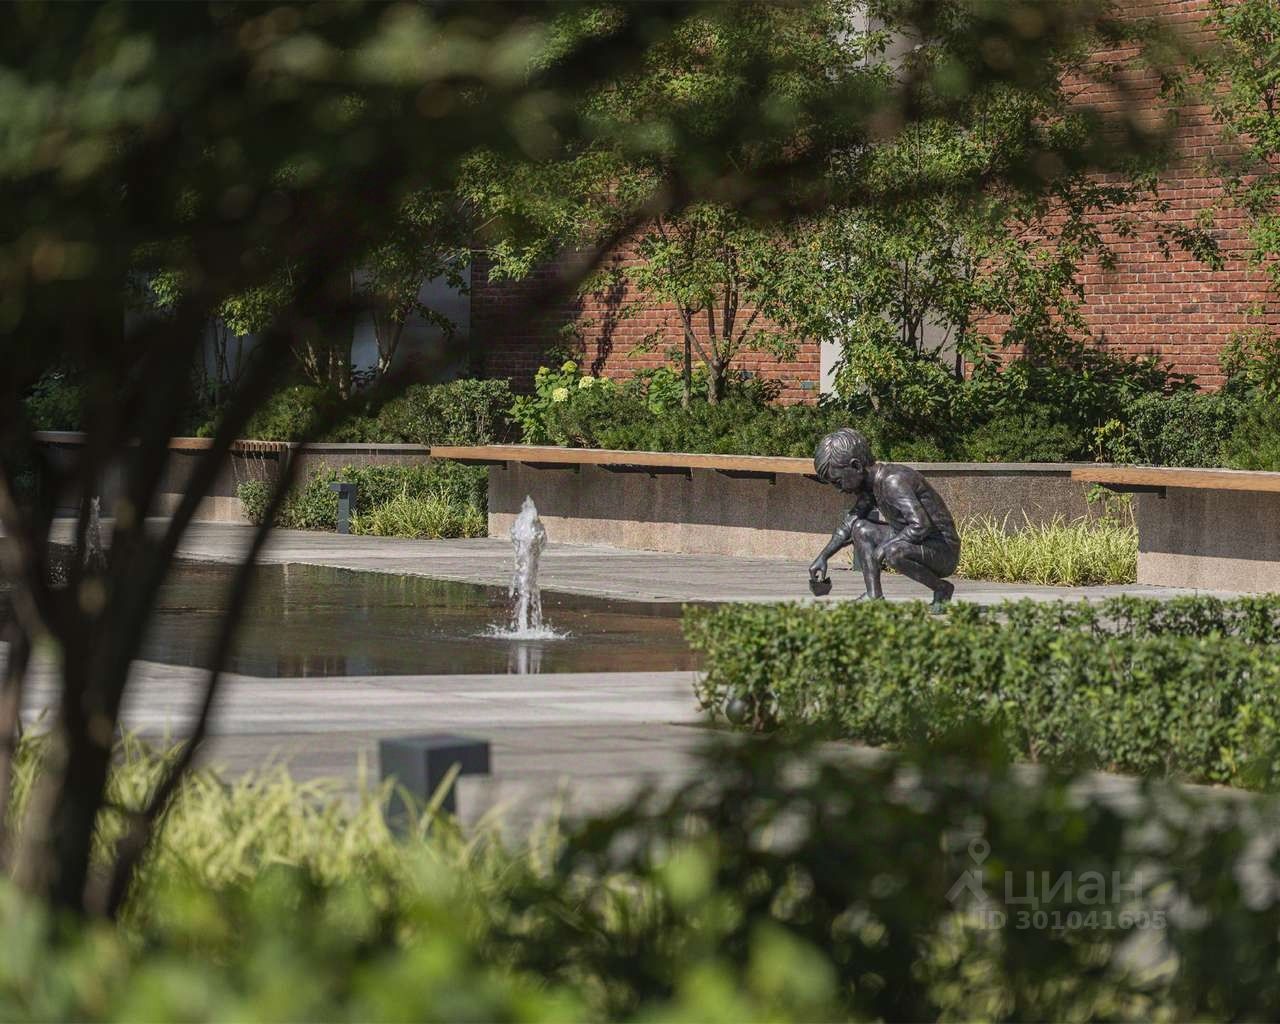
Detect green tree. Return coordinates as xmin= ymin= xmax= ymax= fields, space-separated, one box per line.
xmin=0 ymin=0 xmax=1187 ymax=922
xmin=476 ymin=2 xmax=889 ymax=405
xmin=803 ymin=2 xmax=1180 ymax=420
xmin=618 ymin=206 xmax=805 ymax=405
xmin=1197 ymin=0 xmax=1280 ymax=290
xmin=360 ymin=189 xmax=471 ymax=381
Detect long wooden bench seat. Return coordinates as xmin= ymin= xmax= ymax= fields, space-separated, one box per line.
xmin=1072 ymin=465 xmax=1280 ymax=494
xmin=429 ymin=444 xmax=813 ymax=477
xmin=430 ymin=444 xmax=1088 ymax=478
xmin=1071 ymin=464 xmax=1280 ymax=592
xmin=433 ymin=445 xmax=1094 ymax=562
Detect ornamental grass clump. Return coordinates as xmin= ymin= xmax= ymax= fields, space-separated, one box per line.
xmin=239 ymin=461 xmax=487 ymax=537
xmin=956 ymin=513 xmax=1138 ymax=586
xmin=351 ymin=489 xmax=487 ymax=540
xmin=685 ymin=594 xmax=1280 ymax=787
xmin=9 ymin=730 xmax=1280 ymax=1020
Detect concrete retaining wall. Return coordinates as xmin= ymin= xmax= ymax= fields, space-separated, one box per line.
xmin=489 ymin=461 xmax=1099 ymax=560
xmin=34 ymin=434 xmax=433 ymax=523
xmin=36 ymin=433 xmax=1101 ymax=559
xmin=1136 ymin=488 xmax=1280 ymax=592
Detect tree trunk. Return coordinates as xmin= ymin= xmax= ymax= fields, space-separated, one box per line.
xmin=682 ymin=318 xmax=694 ymax=409
xmin=708 ymin=360 xmax=726 ymax=404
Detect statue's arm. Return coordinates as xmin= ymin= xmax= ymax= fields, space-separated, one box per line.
xmin=809 ymin=508 xmax=857 ymax=580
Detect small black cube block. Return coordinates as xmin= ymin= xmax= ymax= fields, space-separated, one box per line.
xmin=809 ymin=576 xmax=832 ymax=597
xmin=380 ymin=734 xmax=491 ymax=821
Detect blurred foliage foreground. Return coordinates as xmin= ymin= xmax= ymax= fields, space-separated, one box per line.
xmin=4 ymin=731 xmax=1280 ymax=1022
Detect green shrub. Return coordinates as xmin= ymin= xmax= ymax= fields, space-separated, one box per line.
xmin=236 ymin=478 xmax=271 ymax=524
xmin=685 ymin=594 xmax=1280 ymax=786
xmin=239 ymin=461 xmax=486 ymax=536
xmin=1113 ymin=389 xmax=1240 ymax=467
xmin=230 ymin=379 xmax=513 ymax=444
xmin=372 ymin=378 xmax=514 ymax=445
xmin=508 ymin=360 xmax=610 ymax=444
xmin=1220 ymin=325 xmax=1280 ymax=398
xmin=9 ymin=731 xmax=1280 ymax=1021
xmin=351 ymin=491 xmax=487 ymax=539
xmin=1223 ymin=394 xmax=1280 ymax=471
xmin=505 ymin=347 xmax=1242 ymax=465
xmin=961 ymin=347 xmax=1187 ymax=437
xmin=957 ymin=513 xmax=1137 ymax=586
xmin=959 ymin=409 xmax=1085 ymax=463
xmin=22 ymin=372 xmax=84 ymax=431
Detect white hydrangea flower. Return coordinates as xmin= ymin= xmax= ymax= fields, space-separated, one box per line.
xmin=551 ymin=386 xmax=570 ymax=403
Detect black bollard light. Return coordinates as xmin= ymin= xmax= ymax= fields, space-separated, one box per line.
xmin=379 ymin=733 xmax=491 ymax=827
xmin=329 ymin=481 xmax=357 ymax=534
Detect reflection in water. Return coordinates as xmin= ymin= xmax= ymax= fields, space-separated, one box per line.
xmin=123 ymin=561 xmax=699 ymax=677
xmin=507 ymin=641 xmax=543 ymax=675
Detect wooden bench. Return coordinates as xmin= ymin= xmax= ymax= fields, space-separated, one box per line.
xmin=429 ymin=444 xmax=815 ymax=481
xmin=1071 ymin=465 xmax=1280 ymax=592
xmin=432 ymin=445 xmax=1098 ymax=561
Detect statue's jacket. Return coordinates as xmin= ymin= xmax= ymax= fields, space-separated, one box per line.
xmin=855 ymin=464 xmax=960 ymax=550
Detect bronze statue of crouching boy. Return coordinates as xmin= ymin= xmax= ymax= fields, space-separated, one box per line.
xmin=809 ymin=427 xmax=960 ymax=612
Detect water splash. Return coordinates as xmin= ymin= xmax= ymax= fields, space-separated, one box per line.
xmin=480 ymin=496 xmax=566 ymax=640
xmin=508 ymin=495 xmax=549 ymax=635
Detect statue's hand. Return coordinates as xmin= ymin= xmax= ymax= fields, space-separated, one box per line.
xmin=808 ymin=556 xmax=828 ymax=582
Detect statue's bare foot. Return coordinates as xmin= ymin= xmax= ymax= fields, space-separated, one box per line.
xmin=930 ymin=580 xmax=955 ymax=614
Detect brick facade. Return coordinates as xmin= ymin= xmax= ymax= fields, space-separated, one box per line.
xmin=471 ymin=249 xmax=821 ymax=403
xmin=473 ymin=0 xmax=1278 ymax=399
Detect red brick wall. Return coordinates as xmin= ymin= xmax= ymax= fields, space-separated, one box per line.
xmin=977 ymin=0 xmax=1280 ymax=386
xmin=473 ymin=0 xmax=1278 ymax=397
xmin=471 ymin=249 xmax=821 ymax=403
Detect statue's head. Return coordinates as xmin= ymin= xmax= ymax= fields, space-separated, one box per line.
xmin=814 ymin=427 xmax=875 ymax=494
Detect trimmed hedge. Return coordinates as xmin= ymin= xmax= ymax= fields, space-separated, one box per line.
xmin=685 ymin=595 xmax=1280 ymax=787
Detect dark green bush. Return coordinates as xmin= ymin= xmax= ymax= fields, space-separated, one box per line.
xmin=235 ymin=384 xmax=364 ymax=441
xmin=685 ymin=594 xmax=1280 ymax=786
xmin=373 ymin=378 xmax=514 ymax=445
xmin=239 ymin=461 xmax=486 ymax=534
xmin=960 ymin=408 xmax=1085 ymax=463
xmin=509 ymin=347 xmax=1222 ymax=464
xmin=22 ymin=372 xmax=84 ymax=431
xmin=231 ymin=379 xmax=514 ymax=444
xmin=1117 ymin=390 xmax=1240 ymax=467
xmin=960 ymin=348 xmax=1187 ymax=435
xmin=1223 ymin=394 xmax=1280 ymax=471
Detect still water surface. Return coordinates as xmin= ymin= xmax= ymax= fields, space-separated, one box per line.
xmin=135 ymin=561 xmax=700 ymax=676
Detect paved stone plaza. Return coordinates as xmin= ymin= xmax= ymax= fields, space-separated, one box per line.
xmin=16 ymin=521 xmax=1239 ymax=831
xmin=85 ymin=520 xmax=1223 ymax=605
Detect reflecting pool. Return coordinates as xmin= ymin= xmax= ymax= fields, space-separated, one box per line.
xmin=136 ymin=561 xmax=700 ymax=676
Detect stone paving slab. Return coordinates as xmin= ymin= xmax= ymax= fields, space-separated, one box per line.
xmin=197 ymin=724 xmax=711 ymax=832
xmin=8 ymin=645 xmax=1268 ymax=838
xmin=12 ymin=646 xmax=707 ymax=831
xmin=51 ymin=519 xmax=1232 ymax=604
xmin=22 ymin=520 xmax=1243 ymax=835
